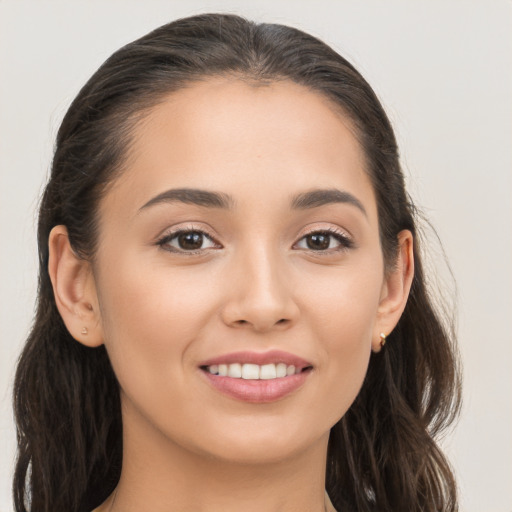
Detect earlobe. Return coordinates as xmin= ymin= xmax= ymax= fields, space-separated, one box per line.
xmin=372 ymin=230 xmax=414 ymax=353
xmin=48 ymin=225 xmax=104 ymax=347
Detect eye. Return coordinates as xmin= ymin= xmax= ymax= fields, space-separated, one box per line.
xmin=157 ymin=229 xmax=220 ymax=253
xmin=294 ymin=229 xmax=353 ymax=252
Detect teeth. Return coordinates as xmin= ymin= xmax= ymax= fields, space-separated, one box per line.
xmin=260 ymin=363 xmax=277 ymax=380
xmin=206 ymin=363 xmax=302 ymax=380
xmin=242 ymin=364 xmax=260 ymax=380
xmin=227 ymin=363 xmax=242 ymax=378
xmin=276 ymin=363 xmax=287 ymax=378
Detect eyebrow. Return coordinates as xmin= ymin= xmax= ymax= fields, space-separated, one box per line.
xmin=138 ymin=187 xmax=366 ymax=216
xmin=139 ymin=188 xmax=234 ymax=212
xmin=290 ymin=188 xmax=367 ymax=216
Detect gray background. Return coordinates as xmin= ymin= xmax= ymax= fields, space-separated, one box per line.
xmin=1 ymin=1 xmax=511 ymax=510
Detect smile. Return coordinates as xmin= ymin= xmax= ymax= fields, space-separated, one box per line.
xmin=204 ymin=362 xmax=302 ymax=380
xmin=199 ymin=350 xmax=313 ymax=403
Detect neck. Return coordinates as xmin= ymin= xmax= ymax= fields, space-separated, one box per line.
xmin=101 ymin=400 xmax=331 ymax=512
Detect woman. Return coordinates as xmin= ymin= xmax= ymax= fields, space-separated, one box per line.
xmin=12 ymin=13 xmax=461 ymax=512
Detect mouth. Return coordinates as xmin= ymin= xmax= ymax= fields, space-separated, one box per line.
xmin=198 ymin=350 xmax=313 ymax=403
xmin=200 ymin=362 xmax=312 ymax=380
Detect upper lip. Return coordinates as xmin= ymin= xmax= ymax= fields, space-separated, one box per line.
xmin=199 ymin=350 xmax=312 ymax=369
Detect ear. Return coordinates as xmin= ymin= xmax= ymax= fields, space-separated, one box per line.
xmin=372 ymin=230 xmax=414 ymax=353
xmin=48 ymin=225 xmax=104 ymax=347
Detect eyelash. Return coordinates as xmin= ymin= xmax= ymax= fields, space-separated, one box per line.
xmin=156 ymin=227 xmax=221 ymax=255
xmin=156 ymin=227 xmax=354 ymax=255
xmin=294 ymin=227 xmax=354 ymax=253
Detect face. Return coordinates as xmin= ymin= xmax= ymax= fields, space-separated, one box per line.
xmin=91 ymin=78 xmax=391 ymax=464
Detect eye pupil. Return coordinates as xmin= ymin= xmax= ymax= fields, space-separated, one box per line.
xmin=307 ymin=233 xmax=330 ymax=250
xmin=178 ymin=232 xmax=204 ymax=250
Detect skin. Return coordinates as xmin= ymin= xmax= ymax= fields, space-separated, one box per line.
xmin=49 ymin=78 xmax=414 ymax=512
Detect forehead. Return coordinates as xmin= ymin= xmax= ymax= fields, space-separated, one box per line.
xmin=102 ymin=78 xmax=375 ymax=219
xmin=129 ymin=77 xmax=362 ymax=162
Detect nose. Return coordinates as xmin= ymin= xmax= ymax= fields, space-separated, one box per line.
xmin=220 ymin=245 xmax=299 ymax=333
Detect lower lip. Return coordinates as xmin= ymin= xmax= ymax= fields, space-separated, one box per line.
xmin=201 ymin=369 xmax=311 ymax=403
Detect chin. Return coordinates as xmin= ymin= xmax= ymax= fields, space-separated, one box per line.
xmin=187 ymin=420 xmax=329 ymax=466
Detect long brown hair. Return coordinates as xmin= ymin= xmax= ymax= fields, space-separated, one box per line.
xmin=13 ymin=13 xmax=461 ymax=512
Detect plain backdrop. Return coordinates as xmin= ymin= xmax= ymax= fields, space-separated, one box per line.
xmin=1 ymin=1 xmax=511 ymax=511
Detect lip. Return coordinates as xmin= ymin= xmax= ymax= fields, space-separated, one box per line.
xmin=199 ymin=350 xmax=313 ymax=403
xmin=201 ymin=370 xmax=311 ymax=403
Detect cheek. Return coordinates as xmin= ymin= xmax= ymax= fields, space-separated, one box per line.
xmin=300 ymin=255 xmax=383 ymax=344
xmin=300 ymin=261 xmax=383 ymax=422
xmin=95 ymin=255 xmax=217 ymax=395
xmin=99 ymin=249 xmax=217 ymax=332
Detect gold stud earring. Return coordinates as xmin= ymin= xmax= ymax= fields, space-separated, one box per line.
xmin=81 ymin=327 xmax=88 ymax=335
xmin=379 ymin=332 xmax=387 ymax=348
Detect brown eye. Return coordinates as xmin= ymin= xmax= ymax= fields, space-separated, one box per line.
xmin=177 ymin=231 xmax=204 ymax=250
xmin=159 ymin=229 xmax=219 ymax=253
xmin=294 ymin=229 xmax=354 ymax=252
xmin=305 ymin=233 xmax=330 ymax=250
